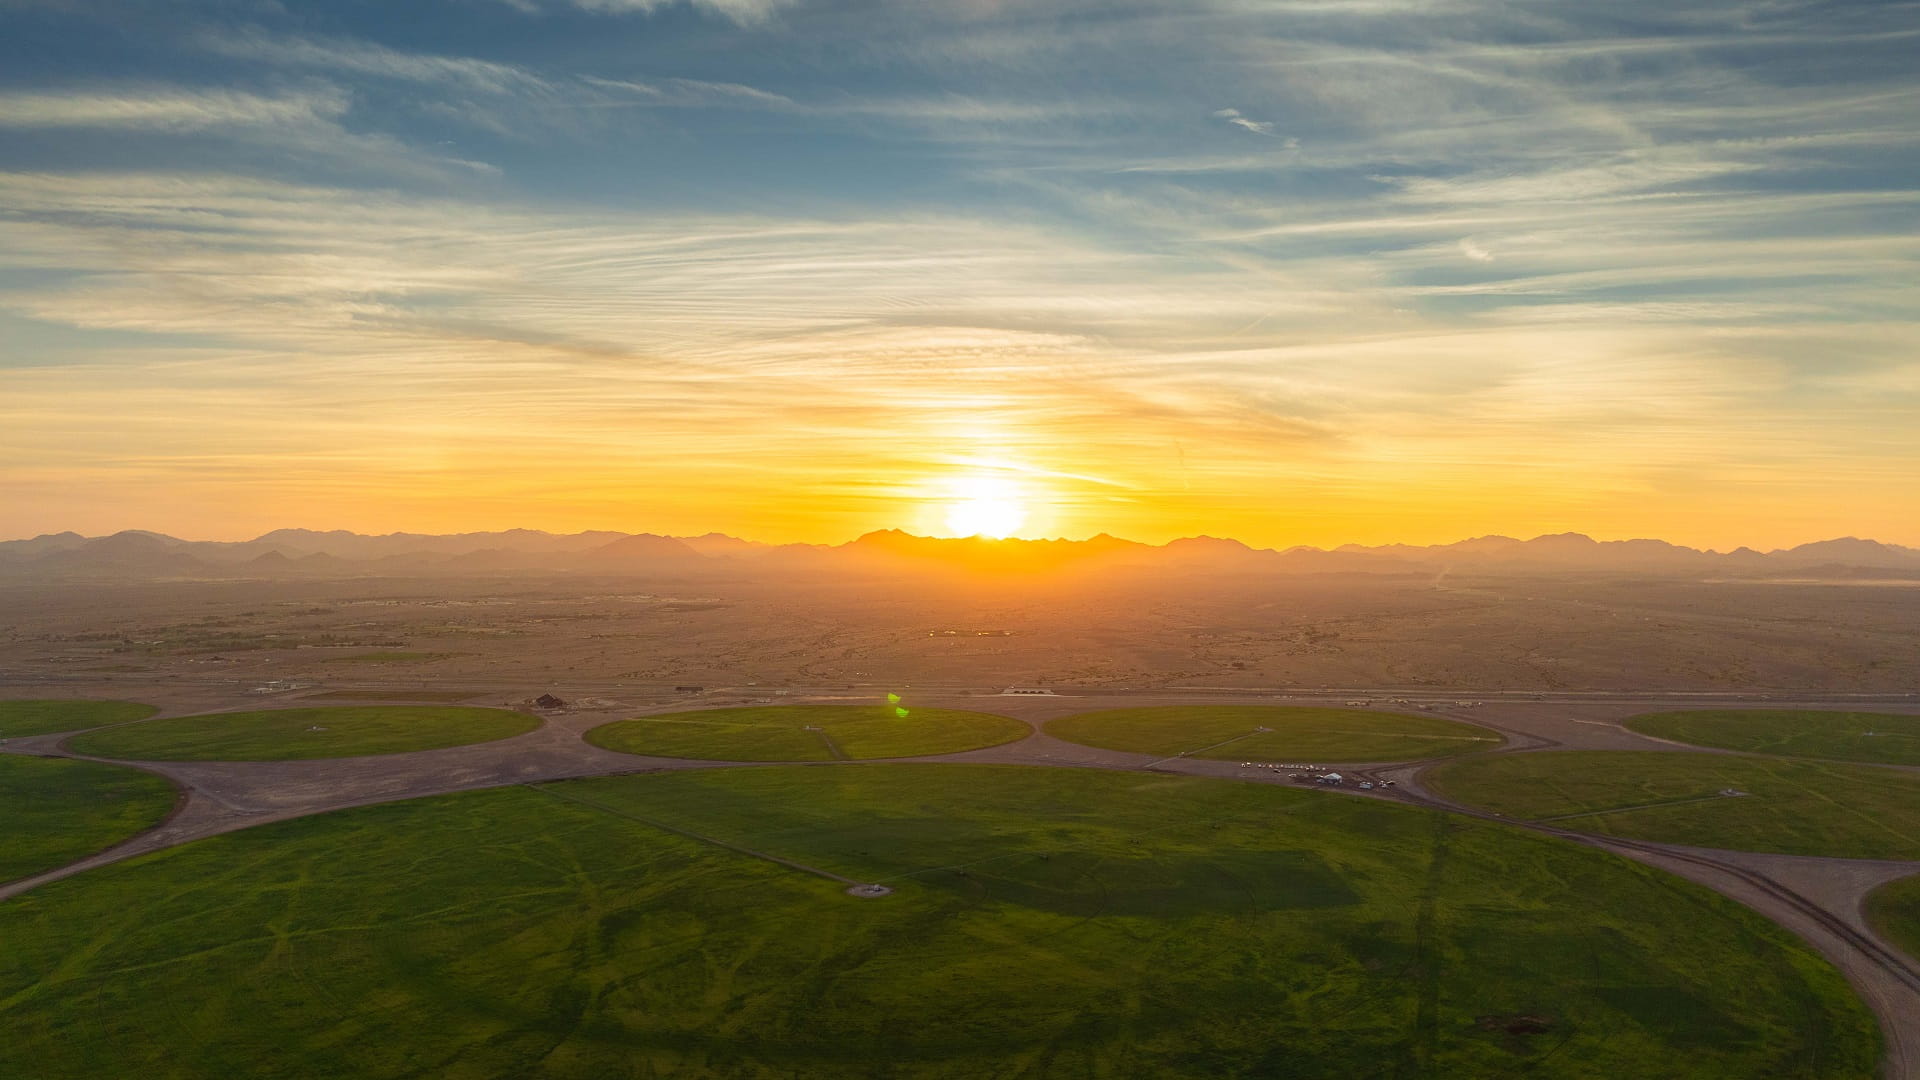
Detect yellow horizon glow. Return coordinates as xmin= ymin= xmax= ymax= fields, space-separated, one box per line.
xmin=1 ymin=174 xmax=1914 ymax=553
xmin=4 ymin=428 xmax=1916 ymax=551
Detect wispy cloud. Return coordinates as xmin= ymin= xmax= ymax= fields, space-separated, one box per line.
xmin=500 ymin=0 xmax=797 ymax=25
xmin=1212 ymin=107 xmax=1285 ymax=139
xmin=196 ymin=30 xmax=557 ymax=96
xmin=579 ymin=74 xmax=795 ymax=109
xmin=4 ymin=163 xmax=1913 ymax=544
xmin=0 ymin=87 xmax=348 ymax=132
xmin=0 ymin=84 xmax=499 ymax=180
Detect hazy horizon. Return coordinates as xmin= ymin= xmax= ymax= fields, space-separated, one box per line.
xmin=10 ymin=521 xmax=1917 ymax=554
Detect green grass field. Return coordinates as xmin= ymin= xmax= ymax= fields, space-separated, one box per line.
xmin=0 ymin=765 xmax=1875 ymax=1078
xmin=1045 ymin=705 xmax=1502 ymax=762
xmin=1427 ymin=750 xmax=1920 ymax=859
xmin=0 ymin=755 xmax=177 ymax=883
xmin=0 ymin=700 xmax=158 ymax=739
xmin=64 ymin=705 xmax=540 ymax=761
xmin=586 ymin=704 xmax=1029 ymax=761
xmin=1627 ymin=710 xmax=1920 ymax=766
xmin=1866 ymin=873 xmax=1920 ymax=964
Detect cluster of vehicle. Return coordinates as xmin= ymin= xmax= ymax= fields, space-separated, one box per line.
xmin=1239 ymin=761 xmax=1397 ymax=792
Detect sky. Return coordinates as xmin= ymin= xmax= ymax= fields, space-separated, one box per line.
xmin=1 ymin=0 xmax=1916 ymax=549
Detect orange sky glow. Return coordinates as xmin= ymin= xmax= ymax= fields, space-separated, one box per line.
xmin=2 ymin=3 xmax=1916 ymax=551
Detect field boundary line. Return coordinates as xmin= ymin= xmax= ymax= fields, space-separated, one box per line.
xmin=519 ymin=783 xmax=862 ymax=886
xmin=621 ymin=718 xmax=772 ymax=727
xmin=1531 ymin=791 xmax=1741 ymax=823
xmin=1144 ymin=729 xmax=1264 ymax=768
xmin=1315 ymin=730 xmax=1501 ymax=742
xmin=814 ymin=730 xmax=850 ymax=761
xmin=1411 ymin=816 xmax=1452 ymax=1070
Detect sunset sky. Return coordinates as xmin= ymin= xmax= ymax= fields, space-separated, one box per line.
xmin=2 ymin=0 xmax=1916 ymax=549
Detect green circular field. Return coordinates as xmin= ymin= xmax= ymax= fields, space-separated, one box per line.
xmin=0 ymin=754 xmax=177 ymax=883
xmin=1427 ymin=750 xmax=1920 ymax=859
xmin=1628 ymin=709 xmax=1920 ymax=766
xmin=64 ymin=706 xmax=540 ymax=761
xmin=0 ymin=700 xmax=158 ymax=739
xmin=1866 ymin=873 xmax=1920 ymax=964
xmin=1045 ymin=706 xmax=1501 ymax=762
xmin=587 ymin=704 xmax=1029 ymax=761
xmin=0 ymin=765 xmax=1876 ymax=1078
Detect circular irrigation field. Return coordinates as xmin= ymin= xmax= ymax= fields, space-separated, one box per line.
xmin=64 ymin=705 xmax=540 ymax=761
xmin=0 ymin=754 xmax=176 ymax=884
xmin=586 ymin=704 xmax=1029 ymax=761
xmin=0 ymin=765 xmax=1877 ymax=1078
xmin=1627 ymin=709 xmax=1920 ymax=766
xmin=1426 ymin=750 xmax=1920 ymax=860
xmin=1866 ymin=874 xmax=1920 ymax=965
xmin=0 ymin=699 xmax=158 ymax=739
xmin=1044 ymin=705 xmax=1501 ymax=762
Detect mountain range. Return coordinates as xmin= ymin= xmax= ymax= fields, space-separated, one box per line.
xmin=2 ymin=528 xmax=1917 ymax=582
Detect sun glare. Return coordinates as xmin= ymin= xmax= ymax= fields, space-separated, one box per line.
xmin=944 ymin=475 xmax=1028 ymax=539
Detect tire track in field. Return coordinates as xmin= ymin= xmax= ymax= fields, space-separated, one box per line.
xmin=1141 ymin=728 xmax=1266 ymax=769
xmin=812 ymin=728 xmax=850 ymax=761
xmin=520 ymin=783 xmax=864 ymax=887
xmin=1410 ymin=815 xmax=1452 ymax=1075
xmin=1531 ymin=790 xmax=1742 ymax=823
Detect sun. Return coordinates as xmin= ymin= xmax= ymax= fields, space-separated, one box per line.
xmin=947 ymin=497 xmax=1025 ymax=539
xmin=943 ymin=475 xmax=1027 ymax=539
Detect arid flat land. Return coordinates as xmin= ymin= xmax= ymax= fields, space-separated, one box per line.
xmin=2 ymin=573 xmax=1917 ymax=699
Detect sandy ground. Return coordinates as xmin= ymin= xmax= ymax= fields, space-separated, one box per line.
xmin=4 ymin=689 xmax=1920 ymax=1078
xmin=8 ymin=573 xmax=1920 ymax=696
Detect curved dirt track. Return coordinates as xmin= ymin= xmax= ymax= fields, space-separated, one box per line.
xmin=5 ymin=691 xmax=1920 ymax=1078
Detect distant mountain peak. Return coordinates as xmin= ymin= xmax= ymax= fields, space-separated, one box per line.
xmin=1168 ymin=535 xmax=1255 ymax=550
xmin=4 ymin=525 xmax=1917 ymax=581
xmin=92 ymin=530 xmax=179 ymax=550
xmin=580 ymin=533 xmax=707 ymax=562
xmin=1528 ymin=532 xmax=1598 ymax=546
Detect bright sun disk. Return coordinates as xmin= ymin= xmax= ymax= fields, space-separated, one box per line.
xmin=944 ymin=476 xmax=1027 ymax=538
